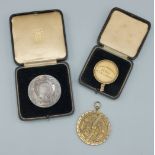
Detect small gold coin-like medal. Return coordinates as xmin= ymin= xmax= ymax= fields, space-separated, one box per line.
xmin=76 ymin=102 xmax=111 ymax=145
xmin=93 ymin=59 xmax=119 ymax=92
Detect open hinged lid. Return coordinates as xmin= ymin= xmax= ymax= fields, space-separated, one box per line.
xmin=10 ymin=10 xmax=67 ymax=65
xmin=98 ymin=8 xmax=151 ymax=59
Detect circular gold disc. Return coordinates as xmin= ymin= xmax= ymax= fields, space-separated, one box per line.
xmin=93 ymin=59 xmax=119 ymax=84
xmin=76 ymin=111 xmax=111 ymax=145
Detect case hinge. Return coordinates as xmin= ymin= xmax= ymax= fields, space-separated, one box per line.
xmin=103 ymin=45 xmax=128 ymax=60
xmin=24 ymin=60 xmax=57 ymax=68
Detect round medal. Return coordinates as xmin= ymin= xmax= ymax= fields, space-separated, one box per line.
xmin=93 ymin=59 xmax=119 ymax=92
xmin=28 ymin=75 xmax=61 ymax=108
xmin=76 ymin=102 xmax=111 ymax=145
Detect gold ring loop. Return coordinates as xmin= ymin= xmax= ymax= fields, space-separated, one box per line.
xmin=94 ymin=101 xmax=101 ymax=111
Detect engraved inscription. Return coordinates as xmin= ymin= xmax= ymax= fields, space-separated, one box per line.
xmin=93 ymin=60 xmax=119 ymax=84
xmin=95 ymin=65 xmax=116 ymax=79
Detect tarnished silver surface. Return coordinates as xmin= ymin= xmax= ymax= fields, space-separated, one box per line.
xmin=28 ymin=75 xmax=61 ymax=108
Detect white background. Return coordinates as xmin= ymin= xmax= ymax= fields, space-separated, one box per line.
xmin=0 ymin=0 xmax=153 ymax=155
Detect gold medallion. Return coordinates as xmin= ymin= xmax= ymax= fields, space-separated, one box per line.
xmin=93 ymin=59 xmax=119 ymax=92
xmin=76 ymin=102 xmax=111 ymax=145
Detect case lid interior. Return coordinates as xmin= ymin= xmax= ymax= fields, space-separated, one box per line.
xmin=11 ymin=10 xmax=67 ymax=64
xmin=98 ymin=8 xmax=150 ymax=58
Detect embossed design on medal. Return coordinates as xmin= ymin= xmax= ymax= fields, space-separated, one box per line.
xmin=76 ymin=102 xmax=111 ymax=145
xmin=28 ymin=75 xmax=61 ymax=108
xmin=93 ymin=59 xmax=119 ymax=92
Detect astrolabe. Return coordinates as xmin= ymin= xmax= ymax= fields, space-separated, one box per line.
xmin=76 ymin=102 xmax=111 ymax=145
xmin=28 ymin=75 xmax=61 ymax=108
xmin=93 ymin=59 xmax=119 ymax=92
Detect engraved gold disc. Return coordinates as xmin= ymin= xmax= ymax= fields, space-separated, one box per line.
xmin=93 ymin=59 xmax=119 ymax=92
xmin=76 ymin=102 xmax=111 ymax=145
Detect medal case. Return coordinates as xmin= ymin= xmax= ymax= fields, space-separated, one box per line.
xmin=80 ymin=7 xmax=151 ymax=99
xmin=10 ymin=10 xmax=74 ymax=120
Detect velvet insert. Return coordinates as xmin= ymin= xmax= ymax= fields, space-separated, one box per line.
xmin=80 ymin=46 xmax=133 ymax=98
xmin=16 ymin=63 xmax=74 ymax=120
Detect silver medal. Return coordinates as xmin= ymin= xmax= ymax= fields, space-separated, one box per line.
xmin=28 ymin=75 xmax=61 ymax=108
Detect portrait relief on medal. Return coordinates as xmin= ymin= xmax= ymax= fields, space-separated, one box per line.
xmin=28 ymin=75 xmax=61 ymax=108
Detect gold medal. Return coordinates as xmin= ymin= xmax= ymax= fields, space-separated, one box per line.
xmin=76 ymin=102 xmax=111 ymax=145
xmin=93 ymin=59 xmax=119 ymax=92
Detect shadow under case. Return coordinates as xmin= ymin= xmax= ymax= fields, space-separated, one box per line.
xmin=80 ymin=7 xmax=151 ymax=99
xmin=10 ymin=10 xmax=74 ymax=120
